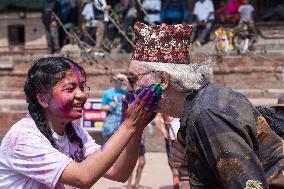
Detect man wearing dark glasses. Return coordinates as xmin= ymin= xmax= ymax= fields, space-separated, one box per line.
xmin=127 ymin=22 xmax=284 ymax=189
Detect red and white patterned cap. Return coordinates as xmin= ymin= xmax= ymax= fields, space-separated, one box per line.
xmin=131 ymin=22 xmax=192 ymax=64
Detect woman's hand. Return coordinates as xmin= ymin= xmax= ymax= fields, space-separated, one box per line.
xmin=169 ymin=133 xmax=188 ymax=177
xmin=122 ymin=88 xmax=157 ymax=132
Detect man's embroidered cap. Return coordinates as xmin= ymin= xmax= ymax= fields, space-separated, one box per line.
xmin=131 ymin=22 xmax=192 ymax=64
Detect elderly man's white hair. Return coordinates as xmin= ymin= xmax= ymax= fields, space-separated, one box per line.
xmin=134 ymin=60 xmax=213 ymax=92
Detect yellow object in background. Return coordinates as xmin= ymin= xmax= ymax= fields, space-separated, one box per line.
xmin=215 ymin=27 xmax=235 ymax=52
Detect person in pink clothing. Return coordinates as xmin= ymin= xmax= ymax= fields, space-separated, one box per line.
xmin=226 ymin=0 xmax=242 ymax=24
xmin=216 ymin=0 xmax=242 ymax=25
xmin=0 ymin=57 xmax=157 ymax=189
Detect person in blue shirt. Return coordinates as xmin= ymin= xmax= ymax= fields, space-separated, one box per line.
xmin=161 ymin=0 xmax=189 ymax=24
xmin=101 ymin=74 xmax=128 ymax=139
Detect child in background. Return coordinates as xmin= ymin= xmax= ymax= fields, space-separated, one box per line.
xmin=101 ymin=74 xmax=128 ymax=140
xmin=237 ymin=0 xmax=257 ymax=51
xmin=238 ymin=0 xmax=254 ymax=24
xmin=154 ymin=114 xmax=190 ymax=189
xmin=0 ymin=57 xmax=156 ymax=188
xmin=142 ymin=0 xmax=162 ymax=25
xmin=226 ymin=0 xmax=242 ymax=25
xmin=127 ymin=134 xmax=146 ymax=189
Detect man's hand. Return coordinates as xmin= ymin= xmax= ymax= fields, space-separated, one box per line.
xmin=169 ymin=133 xmax=188 ymax=177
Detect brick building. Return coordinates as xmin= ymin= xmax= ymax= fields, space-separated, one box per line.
xmin=0 ymin=1 xmax=47 ymax=54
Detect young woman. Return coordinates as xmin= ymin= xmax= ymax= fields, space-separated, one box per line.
xmin=0 ymin=57 xmax=157 ymax=189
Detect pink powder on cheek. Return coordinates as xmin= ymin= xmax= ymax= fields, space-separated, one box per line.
xmin=51 ymin=92 xmax=84 ymax=120
xmin=50 ymin=92 xmax=73 ymax=117
xmin=50 ymin=72 xmax=85 ymax=119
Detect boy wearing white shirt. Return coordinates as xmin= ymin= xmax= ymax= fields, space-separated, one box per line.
xmin=81 ymin=0 xmax=111 ymax=50
xmin=238 ymin=0 xmax=254 ymax=24
xmin=191 ymin=0 xmax=215 ymax=46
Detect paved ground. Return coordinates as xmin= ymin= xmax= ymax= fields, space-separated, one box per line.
xmin=92 ymin=153 xmax=174 ymax=189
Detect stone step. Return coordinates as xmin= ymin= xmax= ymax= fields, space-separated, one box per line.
xmin=0 ymin=96 xmax=279 ymax=113
xmin=0 ymin=57 xmax=14 ymax=71
xmin=0 ymin=99 xmax=27 ymax=112
xmin=248 ymin=98 xmax=277 ymax=107
xmin=0 ymin=91 xmax=25 ymax=99
xmin=236 ymin=89 xmax=284 ymax=99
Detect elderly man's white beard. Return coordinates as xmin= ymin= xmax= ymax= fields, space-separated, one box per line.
xmin=159 ymin=95 xmax=175 ymax=115
xmin=156 ymin=91 xmax=187 ymax=118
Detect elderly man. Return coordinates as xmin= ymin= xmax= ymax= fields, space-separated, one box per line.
xmin=127 ymin=22 xmax=284 ymax=189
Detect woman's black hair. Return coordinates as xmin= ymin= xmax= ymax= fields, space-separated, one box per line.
xmin=24 ymin=57 xmax=86 ymax=161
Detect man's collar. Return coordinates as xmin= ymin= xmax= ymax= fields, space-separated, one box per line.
xmin=181 ymin=81 xmax=210 ymax=118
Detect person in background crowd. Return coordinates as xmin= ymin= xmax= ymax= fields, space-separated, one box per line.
xmin=216 ymin=0 xmax=242 ymax=25
xmin=142 ymin=0 xmax=162 ymax=25
xmin=170 ymin=118 xmax=190 ymax=189
xmin=81 ymin=0 xmax=98 ymax=45
xmin=215 ymin=0 xmax=228 ymax=23
xmin=191 ymin=0 xmax=215 ymax=47
xmin=161 ymin=0 xmax=189 ymax=25
xmin=105 ymin=0 xmax=126 ymax=53
xmin=101 ymin=74 xmax=128 ymax=139
xmin=226 ymin=0 xmax=242 ymax=24
xmin=57 ymin=0 xmax=80 ymax=47
xmin=127 ymin=133 xmax=146 ymax=189
xmin=81 ymin=0 xmax=111 ymax=50
xmin=106 ymin=0 xmax=121 ymax=41
xmin=154 ymin=114 xmax=190 ymax=189
xmin=42 ymin=0 xmax=61 ymax=54
xmin=235 ymin=0 xmax=256 ymax=52
xmin=121 ymin=0 xmax=141 ymax=53
xmin=0 ymin=57 xmax=157 ymax=188
xmin=238 ymin=0 xmax=254 ymax=25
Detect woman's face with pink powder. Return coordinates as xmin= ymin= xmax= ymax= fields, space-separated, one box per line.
xmin=46 ymin=69 xmax=88 ymax=122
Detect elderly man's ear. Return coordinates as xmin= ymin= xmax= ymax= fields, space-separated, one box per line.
xmin=159 ymin=71 xmax=170 ymax=90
